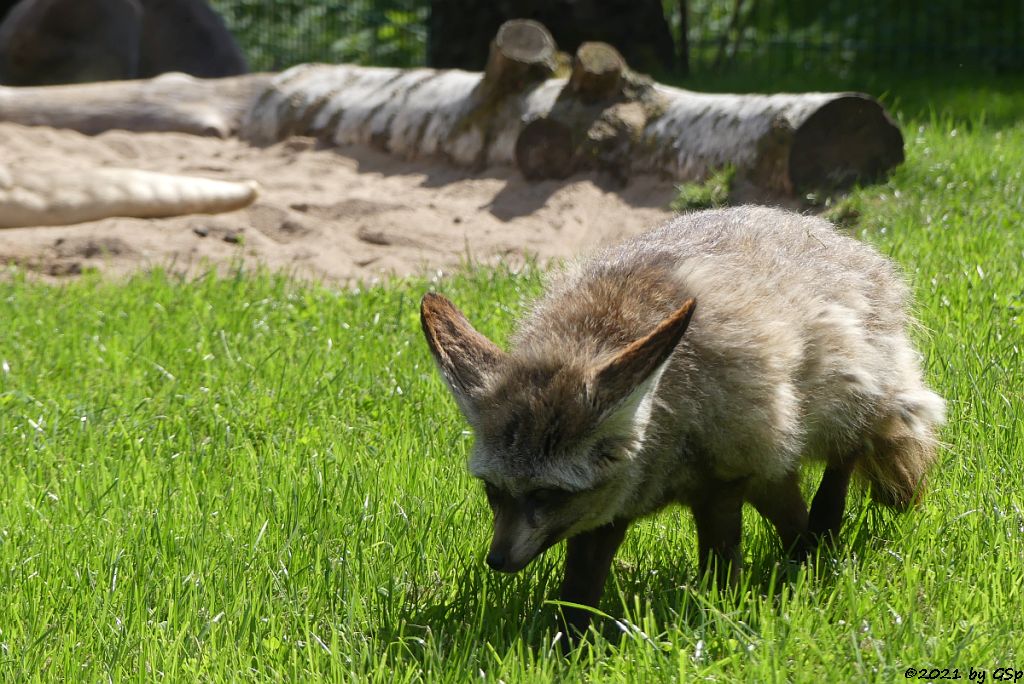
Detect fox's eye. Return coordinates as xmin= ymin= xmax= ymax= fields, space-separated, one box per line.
xmin=525 ymin=487 xmax=569 ymax=507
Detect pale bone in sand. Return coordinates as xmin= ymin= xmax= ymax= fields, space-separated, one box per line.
xmin=0 ymin=163 xmax=258 ymax=229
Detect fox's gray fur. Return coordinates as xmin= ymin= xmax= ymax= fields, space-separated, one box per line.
xmin=421 ymin=205 xmax=944 ymax=638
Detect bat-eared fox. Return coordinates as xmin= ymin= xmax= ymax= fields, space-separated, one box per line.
xmin=420 ymin=206 xmax=944 ymax=641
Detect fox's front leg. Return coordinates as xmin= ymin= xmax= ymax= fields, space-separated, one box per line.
xmin=691 ymin=483 xmax=744 ymax=587
xmin=808 ymin=457 xmax=857 ymax=543
xmin=557 ymin=520 xmax=629 ymax=641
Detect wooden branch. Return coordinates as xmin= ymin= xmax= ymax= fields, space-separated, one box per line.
xmin=0 ymin=18 xmax=903 ymax=197
xmin=643 ymin=88 xmax=904 ymax=193
xmin=0 ymin=72 xmax=272 ymax=137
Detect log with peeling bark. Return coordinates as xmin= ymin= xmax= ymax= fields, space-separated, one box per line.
xmin=0 ymin=19 xmax=903 ymax=195
xmin=0 ymin=164 xmax=258 ymax=229
xmin=241 ymin=61 xmax=902 ymax=194
xmin=0 ymin=71 xmax=272 ymax=137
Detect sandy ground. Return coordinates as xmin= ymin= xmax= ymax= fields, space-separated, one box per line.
xmin=0 ymin=122 xmax=677 ymax=284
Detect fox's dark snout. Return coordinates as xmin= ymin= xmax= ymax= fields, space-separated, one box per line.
xmin=485 ymin=550 xmax=512 ymax=572
xmin=486 ymin=519 xmax=550 ymax=574
xmin=485 ymin=544 xmax=532 ymax=573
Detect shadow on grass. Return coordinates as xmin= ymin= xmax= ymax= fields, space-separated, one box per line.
xmin=378 ymin=493 xmax=911 ymax=665
xmin=375 ymin=553 xmax=569 ymax=664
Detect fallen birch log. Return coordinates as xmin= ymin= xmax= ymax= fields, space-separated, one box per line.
xmin=0 ymin=21 xmax=903 ymax=194
xmin=240 ymin=23 xmax=903 ymax=194
xmin=0 ymin=164 xmax=258 ymax=229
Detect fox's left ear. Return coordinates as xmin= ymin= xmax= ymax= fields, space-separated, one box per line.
xmin=589 ymin=298 xmax=696 ymax=412
xmin=421 ymin=292 xmax=507 ymax=421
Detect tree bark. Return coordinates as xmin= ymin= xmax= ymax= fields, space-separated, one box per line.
xmin=0 ymin=72 xmax=272 ymax=137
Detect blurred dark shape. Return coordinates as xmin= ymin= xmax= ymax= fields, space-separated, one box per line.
xmin=0 ymin=0 xmax=20 ymax=21
xmin=137 ymin=0 xmax=249 ymax=78
xmin=0 ymin=0 xmax=248 ymax=86
xmin=428 ymin=0 xmax=676 ymax=74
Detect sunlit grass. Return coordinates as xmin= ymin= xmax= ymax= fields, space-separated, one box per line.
xmin=0 ymin=88 xmax=1021 ymax=680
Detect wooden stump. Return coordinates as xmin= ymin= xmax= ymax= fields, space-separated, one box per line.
xmin=513 ymin=41 xmax=664 ymax=184
xmin=568 ymin=42 xmax=624 ymax=103
xmin=480 ymin=19 xmax=557 ymax=97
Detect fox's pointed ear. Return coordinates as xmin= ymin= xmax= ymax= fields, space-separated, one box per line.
xmin=421 ymin=292 xmax=506 ymax=419
xmin=590 ymin=298 xmax=696 ymax=410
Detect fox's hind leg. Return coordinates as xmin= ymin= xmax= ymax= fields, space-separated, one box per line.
xmin=746 ymin=472 xmax=809 ymax=558
xmin=692 ymin=481 xmax=745 ymax=587
xmin=558 ymin=520 xmax=629 ymax=640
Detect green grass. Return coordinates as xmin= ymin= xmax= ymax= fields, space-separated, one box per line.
xmin=1 ymin=78 xmax=1023 ymax=680
xmin=670 ymin=165 xmax=736 ymax=212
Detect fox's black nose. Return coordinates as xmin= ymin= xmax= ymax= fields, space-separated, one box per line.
xmin=485 ymin=550 xmax=507 ymax=571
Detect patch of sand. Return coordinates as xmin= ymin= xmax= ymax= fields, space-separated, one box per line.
xmin=0 ymin=122 xmax=677 ymax=283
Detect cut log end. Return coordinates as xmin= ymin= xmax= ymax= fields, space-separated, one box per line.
xmin=569 ymin=42 xmax=625 ymax=102
xmin=789 ymin=94 xmax=905 ymax=194
xmin=515 ymin=118 xmax=575 ymax=180
xmin=481 ymin=19 xmax=557 ymax=95
xmin=495 ymin=19 xmax=556 ymax=65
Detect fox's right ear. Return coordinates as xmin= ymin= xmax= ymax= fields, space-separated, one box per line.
xmin=589 ymin=298 xmax=697 ymax=413
xmin=420 ymin=292 xmax=506 ymax=420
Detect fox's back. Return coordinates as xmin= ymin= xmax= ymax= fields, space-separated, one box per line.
xmin=517 ymin=206 xmax=907 ymax=351
xmin=512 ymin=206 xmax=938 ymax=491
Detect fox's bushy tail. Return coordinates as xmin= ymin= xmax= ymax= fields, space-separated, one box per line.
xmin=858 ymin=389 xmax=946 ymax=509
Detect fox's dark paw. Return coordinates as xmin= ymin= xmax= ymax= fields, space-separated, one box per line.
xmin=554 ymin=611 xmax=592 ymax=655
xmin=787 ymin=535 xmax=816 ymax=562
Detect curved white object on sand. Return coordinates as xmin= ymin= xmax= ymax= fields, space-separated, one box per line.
xmin=0 ymin=164 xmax=258 ymax=229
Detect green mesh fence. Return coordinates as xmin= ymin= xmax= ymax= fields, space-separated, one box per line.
xmin=211 ymin=0 xmax=1023 ymax=74
xmin=676 ymin=0 xmax=1024 ymax=74
xmin=209 ymin=0 xmax=428 ymax=71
